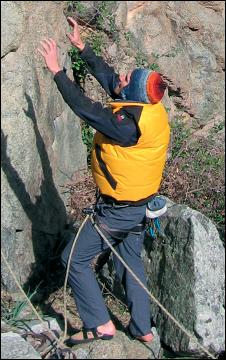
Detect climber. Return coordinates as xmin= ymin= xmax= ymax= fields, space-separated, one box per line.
xmin=37 ymin=17 xmax=170 ymax=345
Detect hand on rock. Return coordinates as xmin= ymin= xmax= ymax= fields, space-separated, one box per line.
xmin=66 ymin=17 xmax=85 ymax=51
xmin=37 ymin=38 xmax=61 ymax=75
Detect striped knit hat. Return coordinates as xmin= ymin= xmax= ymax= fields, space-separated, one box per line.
xmin=120 ymin=69 xmax=166 ymax=104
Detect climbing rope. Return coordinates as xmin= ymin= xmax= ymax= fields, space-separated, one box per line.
xmin=1 ymin=212 xmax=217 ymax=359
xmin=61 ymin=214 xmax=89 ymax=342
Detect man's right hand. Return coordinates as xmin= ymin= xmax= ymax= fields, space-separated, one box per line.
xmin=66 ymin=17 xmax=85 ymax=51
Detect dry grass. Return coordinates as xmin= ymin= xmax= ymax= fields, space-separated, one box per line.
xmin=64 ymin=169 xmax=96 ymax=224
xmin=160 ymin=119 xmax=225 ymax=241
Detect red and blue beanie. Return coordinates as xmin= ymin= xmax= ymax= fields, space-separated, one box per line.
xmin=120 ymin=69 xmax=166 ymax=104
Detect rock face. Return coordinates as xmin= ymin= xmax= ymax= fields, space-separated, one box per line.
xmin=1 ymin=1 xmax=87 ymax=291
xmin=1 ymin=332 xmax=41 ymax=359
xmin=143 ymin=199 xmax=225 ymax=355
xmin=115 ymin=1 xmax=225 ymax=125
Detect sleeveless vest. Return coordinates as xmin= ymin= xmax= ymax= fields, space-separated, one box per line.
xmin=91 ymin=101 xmax=170 ymax=203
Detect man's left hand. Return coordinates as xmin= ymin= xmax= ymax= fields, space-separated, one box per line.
xmin=37 ymin=38 xmax=61 ymax=75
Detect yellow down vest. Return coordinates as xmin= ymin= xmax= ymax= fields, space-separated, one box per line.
xmin=91 ymin=101 xmax=170 ymax=203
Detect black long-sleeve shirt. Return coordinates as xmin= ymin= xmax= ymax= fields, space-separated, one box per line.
xmin=54 ymin=44 xmax=140 ymax=146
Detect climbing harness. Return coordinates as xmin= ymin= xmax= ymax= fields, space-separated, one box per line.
xmin=1 ymin=194 xmax=217 ymax=359
xmin=93 ymin=213 xmax=145 ymax=240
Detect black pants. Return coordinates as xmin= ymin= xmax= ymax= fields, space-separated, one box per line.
xmin=61 ymin=201 xmax=152 ymax=336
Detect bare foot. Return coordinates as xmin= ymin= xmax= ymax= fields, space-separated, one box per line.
xmin=70 ymin=320 xmax=116 ymax=341
xmin=70 ymin=329 xmax=95 ymax=341
xmin=97 ymin=320 xmax=116 ymax=336
xmin=136 ymin=332 xmax=154 ymax=342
